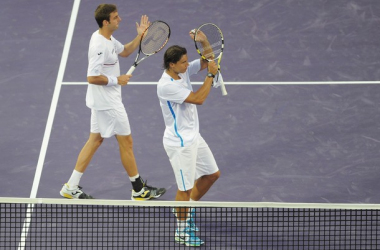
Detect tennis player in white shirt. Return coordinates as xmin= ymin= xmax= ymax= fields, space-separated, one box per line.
xmin=157 ymin=32 xmax=221 ymax=246
xmin=60 ymin=4 xmax=165 ymax=200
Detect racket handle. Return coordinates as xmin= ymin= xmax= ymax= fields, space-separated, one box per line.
xmin=220 ymin=82 xmax=228 ymax=96
xmin=218 ymin=73 xmax=227 ymax=96
xmin=126 ymin=65 xmax=136 ymax=75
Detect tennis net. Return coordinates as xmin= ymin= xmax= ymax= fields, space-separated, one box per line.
xmin=1 ymin=197 xmax=380 ymax=249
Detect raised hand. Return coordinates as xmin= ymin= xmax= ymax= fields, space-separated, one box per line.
xmin=190 ymin=29 xmax=213 ymax=59
xmin=189 ymin=29 xmax=207 ymax=43
xmin=136 ymin=15 xmax=150 ymax=37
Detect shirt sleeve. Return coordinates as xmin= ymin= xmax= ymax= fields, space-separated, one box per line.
xmin=87 ymin=43 xmax=105 ymax=77
xmin=158 ymin=80 xmax=191 ymax=104
xmin=112 ymin=37 xmax=125 ymax=54
xmin=187 ymin=59 xmax=201 ymax=76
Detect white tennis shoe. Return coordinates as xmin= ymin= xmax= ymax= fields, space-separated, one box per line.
xmin=60 ymin=183 xmax=94 ymax=199
xmin=175 ymin=227 xmax=204 ymax=247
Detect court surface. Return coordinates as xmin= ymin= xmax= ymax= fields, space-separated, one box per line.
xmin=1 ymin=0 xmax=380 ymax=204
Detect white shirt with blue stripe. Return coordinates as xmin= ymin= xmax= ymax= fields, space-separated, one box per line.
xmin=157 ymin=59 xmax=201 ymax=147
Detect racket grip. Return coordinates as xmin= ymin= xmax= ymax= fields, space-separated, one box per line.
xmin=126 ymin=66 xmax=136 ymax=75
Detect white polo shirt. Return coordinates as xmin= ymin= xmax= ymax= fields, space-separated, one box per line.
xmin=86 ymin=31 xmax=125 ymax=110
xmin=157 ymin=59 xmax=201 ymax=147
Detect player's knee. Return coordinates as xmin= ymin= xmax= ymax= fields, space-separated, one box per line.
xmin=117 ymin=135 xmax=134 ymax=150
xmin=178 ymin=189 xmax=192 ymax=200
xmin=210 ymin=170 xmax=220 ymax=183
xmin=96 ymin=138 xmax=104 ymax=146
xmin=88 ymin=136 xmax=103 ymax=147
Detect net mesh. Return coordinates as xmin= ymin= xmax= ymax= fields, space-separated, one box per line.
xmin=195 ymin=23 xmax=223 ymax=60
xmin=1 ymin=198 xmax=380 ymax=249
xmin=141 ymin=21 xmax=170 ymax=55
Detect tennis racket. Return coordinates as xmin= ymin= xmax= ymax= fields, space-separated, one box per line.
xmin=193 ymin=23 xmax=227 ymax=96
xmin=126 ymin=20 xmax=171 ymax=75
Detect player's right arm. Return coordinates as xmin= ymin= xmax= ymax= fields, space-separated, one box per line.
xmin=87 ymin=75 xmax=130 ymax=86
xmin=87 ymin=44 xmax=131 ymax=86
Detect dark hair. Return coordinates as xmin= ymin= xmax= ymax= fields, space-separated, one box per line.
xmin=163 ymin=45 xmax=187 ymax=69
xmin=94 ymin=4 xmax=117 ymax=28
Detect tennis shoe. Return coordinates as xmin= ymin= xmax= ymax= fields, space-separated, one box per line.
xmin=131 ymin=181 xmax=166 ymax=201
xmin=175 ymin=227 xmax=204 ymax=247
xmin=172 ymin=208 xmax=199 ymax=231
xmin=60 ymin=183 xmax=94 ymax=199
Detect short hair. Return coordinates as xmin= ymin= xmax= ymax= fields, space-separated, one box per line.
xmin=94 ymin=4 xmax=117 ymax=28
xmin=163 ymin=45 xmax=187 ymax=69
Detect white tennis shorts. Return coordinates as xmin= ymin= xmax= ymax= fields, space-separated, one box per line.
xmin=90 ymin=107 xmax=131 ymax=138
xmin=164 ymin=135 xmax=219 ymax=191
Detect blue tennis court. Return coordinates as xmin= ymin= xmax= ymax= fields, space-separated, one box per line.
xmin=1 ymin=0 xmax=380 ymax=219
xmin=0 ymin=0 xmax=380 ymax=203
xmin=2 ymin=0 xmax=380 ymax=249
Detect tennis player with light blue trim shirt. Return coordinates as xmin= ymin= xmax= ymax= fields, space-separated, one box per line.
xmin=157 ymin=30 xmax=221 ymax=247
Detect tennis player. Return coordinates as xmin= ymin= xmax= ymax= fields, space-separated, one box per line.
xmin=60 ymin=4 xmax=166 ymax=200
xmin=157 ymin=32 xmax=221 ymax=246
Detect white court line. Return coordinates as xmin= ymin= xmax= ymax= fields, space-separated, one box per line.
xmin=31 ymin=0 xmax=80 ymax=198
xmin=62 ymin=81 xmax=380 ymax=86
xmin=18 ymin=1 xmax=81 ymax=249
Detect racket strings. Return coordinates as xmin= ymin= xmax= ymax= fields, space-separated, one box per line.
xmin=141 ymin=22 xmax=170 ymax=55
xmin=195 ymin=25 xmax=223 ymax=59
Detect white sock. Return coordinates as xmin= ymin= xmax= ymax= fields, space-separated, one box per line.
xmin=67 ymin=170 xmax=83 ymax=189
xmin=129 ymin=174 xmax=140 ymax=182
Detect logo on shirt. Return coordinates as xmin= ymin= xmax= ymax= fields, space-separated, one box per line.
xmin=103 ymin=60 xmax=118 ymax=66
xmin=98 ymin=52 xmax=103 ymax=55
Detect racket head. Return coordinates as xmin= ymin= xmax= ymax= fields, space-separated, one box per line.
xmin=194 ymin=23 xmax=224 ymax=61
xmin=140 ymin=20 xmax=171 ymax=56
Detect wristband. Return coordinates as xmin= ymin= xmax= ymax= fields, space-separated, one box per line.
xmin=107 ymin=76 xmax=118 ymax=86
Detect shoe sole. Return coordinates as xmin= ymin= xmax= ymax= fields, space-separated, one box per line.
xmin=131 ymin=189 xmax=166 ymax=201
xmin=60 ymin=191 xmax=94 ymax=199
xmin=131 ymin=194 xmax=163 ymax=201
xmin=131 ymin=197 xmax=152 ymax=201
xmin=60 ymin=191 xmax=75 ymax=199
xmin=175 ymin=237 xmax=204 ymax=247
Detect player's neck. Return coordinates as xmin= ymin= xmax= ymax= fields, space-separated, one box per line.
xmin=98 ymin=28 xmax=113 ymax=40
xmin=166 ymin=69 xmax=181 ymax=80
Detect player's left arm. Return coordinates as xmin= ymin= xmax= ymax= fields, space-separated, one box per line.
xmin=119 ymin=15 xmax=150 ymax=58
xmin=189 ymin=30 xmax=210 ymax=71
